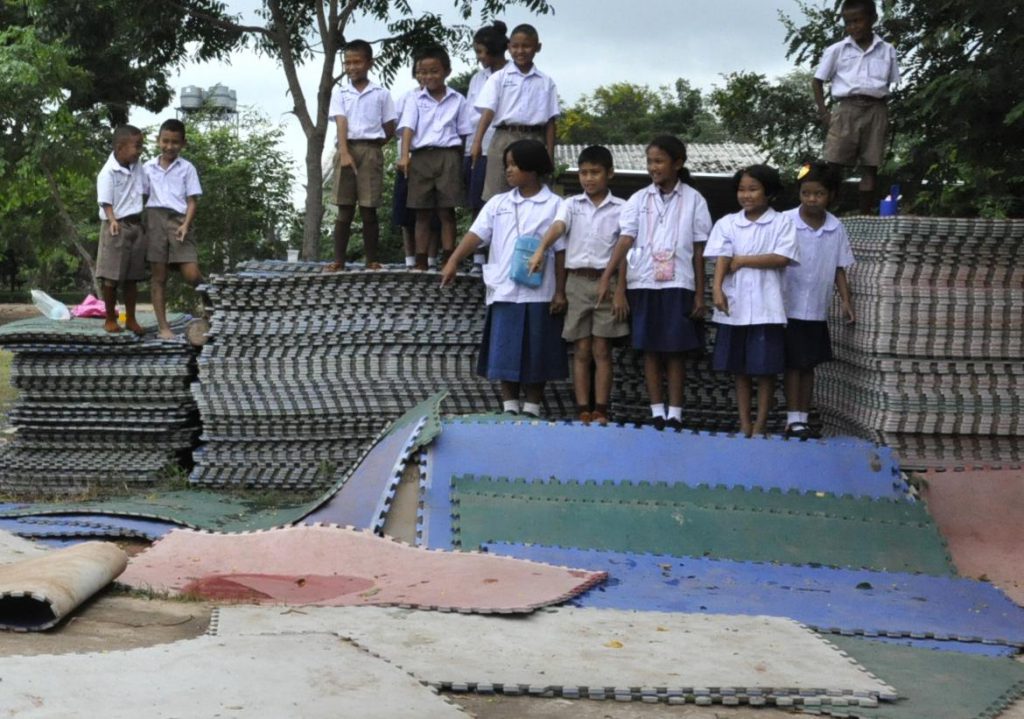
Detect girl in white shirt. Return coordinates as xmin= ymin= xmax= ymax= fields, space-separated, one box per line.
xmin=781 ymin=161 xmax=855 ymax=439
xmin=441 ymin=139 xmax=568 ymax=418
xmin=706 ymin=165 xmax=800 ymax=438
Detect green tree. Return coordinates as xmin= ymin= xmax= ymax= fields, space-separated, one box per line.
xmin=781 ymin=0 xmax=1024 ymax=216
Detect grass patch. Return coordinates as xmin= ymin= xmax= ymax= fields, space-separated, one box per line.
xmin=0 ymin=350 xmax=16 ymax=412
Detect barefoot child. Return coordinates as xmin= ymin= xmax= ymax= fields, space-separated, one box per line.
xmin=706 ymin=165 xmax=800 ymax=437
xmin=782 ymin=161 xmax=855 ymax=438
xmin=527 ymin=145 xmax=627 ymax=425
xmin=96 ymin=125 xmax=148 ymax=335
xmin=597 ymin=135 xmax=712 ymax=430
xmin=144 ymin=119 xmax=203 ymax=340
xmin=441 ymin=139 xmax=567 ymax=418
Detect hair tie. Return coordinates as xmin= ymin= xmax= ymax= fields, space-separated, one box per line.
xmin=797 ymin=164 xmax=812 ymax=180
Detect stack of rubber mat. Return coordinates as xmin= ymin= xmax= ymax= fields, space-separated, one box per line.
xmin=0 ymin=313 xmax=198 ymax=495
xmin=817 ymin=217 xmax=1024 ymax=468
xmin=190 ymin=263 xmax=574 ymax=490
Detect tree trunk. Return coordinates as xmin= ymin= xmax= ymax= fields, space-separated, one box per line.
xmin=302 ymin=130 xmax=327 ymax=260
xmin=41 ymin=164 xmax=101 ymax=294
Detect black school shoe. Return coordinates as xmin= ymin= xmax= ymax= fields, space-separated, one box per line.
xmin=650 ymin=416 xmax=667 ymax=431
xmin=785 ymin=422 xmax=814 ymax=440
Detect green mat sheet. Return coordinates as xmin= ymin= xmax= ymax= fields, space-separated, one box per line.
xmin=451 ymin=476 xmax=954 ymax=575
xmin=820 ymin=636 xmax=1024 ymax=718
xmin=0 ymin=312 xmax=188 ymax=343
xmin=0 ymin=393 xmax=446 ymax=531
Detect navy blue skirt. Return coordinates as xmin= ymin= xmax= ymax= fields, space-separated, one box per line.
xmin=463 ymin=155 xmax=487 ymax=211
xmin=627 ymin=288 xmax=704 ymax=353
xmin=391 ymin=172 xmax=416 ymax=229
xmin=713 ymin=323 xmax=785 ymax=375
xmin=784 ymin=319 xmax=833 ymax=370
xmin=476 ymin=302 xmax=568 ymax=383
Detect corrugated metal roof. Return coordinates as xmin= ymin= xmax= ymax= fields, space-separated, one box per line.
xmin=556 ymin=143 xmax=765 ymax=176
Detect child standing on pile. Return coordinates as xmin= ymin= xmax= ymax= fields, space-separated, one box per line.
xmin=96 ymin=125 xmax=148 ymax=336
xmin=440 ymin=139 xmax=567 ymax=418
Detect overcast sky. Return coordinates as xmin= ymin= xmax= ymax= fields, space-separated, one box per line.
xmin=130 ymin=0 xmax=823 ymax=204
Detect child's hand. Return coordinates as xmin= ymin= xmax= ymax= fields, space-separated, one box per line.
xmin=339 ymin=151 xmax=357 ymax=176
xmin=439 ymin=258 xmax=459 ymax=288
xmin=470 ymin=141 xmax=482 ymax=168
xmin=841 ymin=300 xmax=856 ymax=324
xmin=595 ymin=275 xmax=610 ymax=309
xmin=527 ymin=249 xmax=545 ymax=275
xmin=690 ymin=298 xmax=708 ymax=320
xmin=713 ymin=287 xmax=729 ymax=316
xmin=817 ymin=108 xmax=831 ymax=129
xmin=396 ymin=156 xmax=410 ymax=176
xmin=725 ymin=256 xmax=741 ymax=274
xmin=612 ymin=287 xmax=629 ymax=322
xmin=109 ymin=219 xmax=121 ymax=236
xmin=175 ymin=224 xmax=189 ymax=243
xmin=550 ymin=291 xmax=567 ymax=315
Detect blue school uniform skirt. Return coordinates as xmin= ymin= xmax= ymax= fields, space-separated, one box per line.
xmin=391 ymin=172 xmax=416 ymax=230
xmin=627 ymin=288 xmax=704 ymax=353
xmin=712 ymin=323 xmax=786 ymax=375
xmin=476 ymin=302 xmax=568 ymax=383
xmin=462 ymin=155 xmax=487 ymax=211
xmin=784 ymin=318 xmax=833 ymax=370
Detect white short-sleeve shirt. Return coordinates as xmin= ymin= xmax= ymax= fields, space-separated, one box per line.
xmin=329 ymin=81 xmax=397 ymax=141
xmin=704 ymin=208 xmax=800 ymax=326
xmin=475 ymin=63 xmax=560 ymax=127
xmin=618 ymin=182 xmax=712 ymax=291
xmin=399 ymin=87 xmax=473 ymax=150
xmin=144 ymin=156 xmax=202 ymax=214
xmin=557 ymin=193 xmax=624 ymax=270
xmin=96 ymin=153 xmax=147 ymax=221
xmin=782 ymin=208 xmax=855 ymax=321
xmin=814 ymin=34 xmax=899 ymax=99
xmin=470 ymin=185 xmax=565 ymax=305
xmin=463 ymin=67 xmax=496 ymax=156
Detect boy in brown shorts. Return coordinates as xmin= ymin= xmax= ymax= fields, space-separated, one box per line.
xmin=144 ymin=119 xmax=203 ymax=340
xmin=327 ymin=39 xmax=397 ymax=271
xmin=526 ymin=145 xmax=628 ymax=425
xmin=812 ymin=0 xmax=899 ymax=215
xmin=397 ymin=46 xmax=473 ymax=270
xmin=96 ymin=125 xmax=148 ymax=335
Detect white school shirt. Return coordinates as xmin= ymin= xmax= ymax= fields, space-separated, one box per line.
xmin=557 ymin=192 xmax=625 ymax=270
xmin=462 ymin=67 xmax=496 ymax=156
xmin=398 ymin=87 xmax=473 ymax=150
xmin=619 ymin=182 xmax=712 ymax=291
xmin=96 ymin=153 xmax=147 ymax=221
xmin=782 ymin=208 xmax=855 ymax=321
xmin=143 ymin=156 xmax=202 ymax=214
xmin=704 ymin=208 xmax=800 ymax=326
xmin=474 ymin=63 xmax=560 ymax=127
xmin=470 ymin=185 xmax=565 ymax=305
xmin=328 ymin=81 xmax=397 ymax=140
xmin=814 ymin=34 xmax=899 ymax=98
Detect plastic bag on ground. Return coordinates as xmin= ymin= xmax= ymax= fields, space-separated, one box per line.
xmin=30 ymin=289 xmax=72 ymax=321
xmin=71 ymin=294 xmax=107 ymax=319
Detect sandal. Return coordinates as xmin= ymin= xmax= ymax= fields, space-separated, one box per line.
xmin=785 ymin=422 xmax=813 ymax=440
xmin=323 ymin=261 xmax=345 ymax=273
xmin=591 ymin=409 xmax=609 ymax=427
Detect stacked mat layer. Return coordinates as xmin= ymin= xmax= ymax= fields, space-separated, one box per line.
xmin=818 ymin=217 xmax=1024 ymax=468
xmin=0 ymin=313 xmax=198 ymax=494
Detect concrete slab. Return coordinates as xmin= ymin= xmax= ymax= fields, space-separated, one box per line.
xmin=0 ymin=632 xmax=468 ymax=718
xmin=211 ymin=605 xmax=897 ymax=707
xmin=118 ymin=524 xmax=605 ymax=612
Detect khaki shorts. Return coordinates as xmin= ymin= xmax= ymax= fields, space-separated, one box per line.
xmin=563 ymin=271 xmax=630 ymax=342
xmin=824 ymin=98 xmax=888 ymax=168
xmin=482 ymin=127 xmax=546 ymax=201
xmin=407 ymin=147 xmax=463 ymax=209
xmin=96 ymin=217 xmax=147 ymax=282
xmin=331 ymin=141 xmax=385 ymax=207
xmin=145 ymin=207 xmax=198 ymax=264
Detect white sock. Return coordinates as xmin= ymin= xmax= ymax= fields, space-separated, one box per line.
xmin=650 ymin=404 xmax=666 ymax=419
xmin=798 ymin=412 xmax=810 ymax=424
xmin=428 ymin=257 xmax=438 ymax=268
xmin=522 ymin=402 xmax=542 ymax=417
xmin=787 ymin=411 xmax=802 ymax=425
xmin=473 ymin=253 xmax=485 ymax=265
xmin=502 ymin=399 xmax=520 ymax=414
xmin=668 ymin=406 xmax=682 ymax=422
xmin=405 ymin=255 xmax=416 ymax=268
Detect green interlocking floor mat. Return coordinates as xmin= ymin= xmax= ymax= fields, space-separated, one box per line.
xmin=820 ymin=636 xmax=1024 ymax=718
xmin=451 ymin=476 xmax=954 ymax=575
xmin=0 ymin=312 xmax=188 ymax=342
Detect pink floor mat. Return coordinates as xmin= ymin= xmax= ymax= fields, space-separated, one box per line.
xmin=118 ymin=524 xmax=606 ymax=613
xmin=923 ymin=467 xmax=1024 ymax=605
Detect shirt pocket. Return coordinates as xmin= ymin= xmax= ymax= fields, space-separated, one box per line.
xmin=867 ymin=57 xmax=891 ymax=83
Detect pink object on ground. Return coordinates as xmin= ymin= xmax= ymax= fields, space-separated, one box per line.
xmin=923 ymin=467 xmax=1024 ymax=605
xmin=70 ymin=294 xmax=107 ymax=318
xmin=119 ymin=524 xmax=606 ymax=612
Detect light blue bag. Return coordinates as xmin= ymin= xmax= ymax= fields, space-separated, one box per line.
xmin=510 ymin=234 xmax=543 ymax=288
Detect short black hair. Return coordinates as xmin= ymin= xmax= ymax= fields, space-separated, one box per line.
xmin=473 ymin=20 xmax=508 ymax=57
xmin=647 ymin=134 xmax=693 ymax=186
xmin=503 ymin=138 xmax=553 ymax=176
xmin=797 ymin=160 xmax=842 ymax=194
xmin=112 ymin=125 xmax=142 ymax=148
xmin=414 ymin=45 xmax=451 ymax=74
xmin=733 ymin=164 xmax=783 ymax=198
xmin=344 ymin=39 xmax=373 ymax=60
xmin=158 ymin=118 xmax=186 ymax=139
xmin=577 ymin=145 xmax=613 ymax=171
xmin=510 ymin=23 xmax=539 ymax=41
xmin=841 ymin=0 xmax=877 ymax=21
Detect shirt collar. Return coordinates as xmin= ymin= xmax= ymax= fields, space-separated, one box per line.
xmin=735 ymin=207 xmax=778 ymax=228
xmin=145 ymin=156 xmax=182 ymax=171
xmin=509 ymin=185 xmax=553 ymax=204
xmin=791 ymin=209 xmax=839 ymax=234
xmin=644 ymin=180 xmax=684 ymax=199
xmin=508 ymin=63 xmax=539 ymax=78
xmin=415 ymin=86 xmax=457 ymax=103
xmin=842 ymin=33 xmax=883 ymax=53
xmin=105 ymin=153 xmax=133 ymax=173
xmin=345 ymin=80 xmax=379 ymax=95
xmin=574 ymin=192 xmax=620 ymax=210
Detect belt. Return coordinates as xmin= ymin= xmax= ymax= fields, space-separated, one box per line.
xmin=347 ymin=139 xmax=385 ymax=146
xmin=411 ymin=145 xmax=462 ymax=153
xmin=495 ymin=124 xmax=545 ymax=133
xmin=116 ymin=214 xmax=142 ymax=224
xmin=838 ymin=94 xmax=887 ymax=103
xmin=568 ymin=267 xmax=603 ymax=280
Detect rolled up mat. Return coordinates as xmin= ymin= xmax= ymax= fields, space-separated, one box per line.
xmin=0 ymin=541 xmax=128 ymax=631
